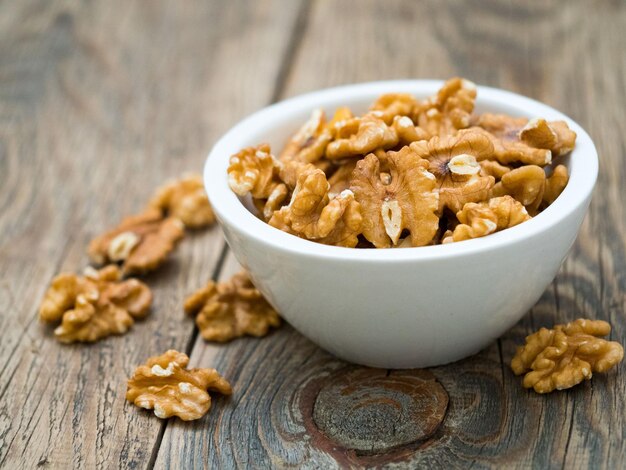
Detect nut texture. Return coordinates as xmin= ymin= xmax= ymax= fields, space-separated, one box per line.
xmin=511 ymin=319 xmax=624 ymax=393
xmin=39 ymin=265 xmax=152 ymax=343
xmin=491 ymin=165 xmax=546 ymax=215
xmin=148 ymin=173 xmax=215 ymax=229
xmin=184 ymin=271 xmax=281 ymax=342
xmin=410 ymin=130 xmax=495 ymax=213
xmin=326 ymin=114 xmax=398 ymax=160
xmin=88 ymin=208 xmax=184 ymax=275
xmin=279 ymin=109 xmax=334 ymax=164
xmin=543 ymin=164 xmax=569 ymax=206
xmin=443 ymin=195 xmax=530 ymax=243
xmin=227 ymin=143 xmax=283 ymax=199
xmin=126 ymin=350 xmax=232 ymax=420
xmin=369 ymin=93 xmax=419 ymax=125
xmin=269 ymin=169 xmax=363 ymax=247
xmin=227 ymin=144 xmax=289 ymax=220
xmin=413 ymin=77 xmax=476 ymax=138
xmin=472 ymin=113 xmax=576 ymax=165
xmin=225 ymin=78 xmax=574 ymax=248
xmin=351 ymin=147 xmax=439 ymax=247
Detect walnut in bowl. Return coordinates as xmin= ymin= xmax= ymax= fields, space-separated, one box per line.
xmin=204 ymin=80 xmax=597 ymax=368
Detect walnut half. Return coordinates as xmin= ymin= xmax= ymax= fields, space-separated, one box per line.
xmin=88 ymin=208 xmax=184 ymax=276
xmin=39 ymin=265 xmax=152 ymax=343
xmin=511 ymin=319 xmax=624 ymax=393
xmin=350 ymin=146 xmax=439 ymax=248
xmin=148 ymin=173 xmax=215 ymax=229
xmin=184 ymin=271 xmax=281 ymax=342
xmin=126 ymin=350 xmax=232 ymax=420
xmin=442 ymin=195 xmax=530 ymax=244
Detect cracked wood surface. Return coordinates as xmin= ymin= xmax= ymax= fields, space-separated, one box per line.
xmin=1 ymin=0 xmax=625 ymax=469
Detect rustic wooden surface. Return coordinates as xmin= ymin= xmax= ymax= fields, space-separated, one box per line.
xmin=1 ymin=0 xmax=624 ymax=468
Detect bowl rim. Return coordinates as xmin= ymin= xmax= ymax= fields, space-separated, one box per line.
xmin=204 ymin=79 xmax=598 ymax=262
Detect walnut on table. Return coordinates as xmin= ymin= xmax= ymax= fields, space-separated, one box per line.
xmin=126 ymin=350 xmax=232 ymax=420
xmin=87 ymin=208 xmax=184 ymax=276
xmin=442 ymin=195 xmax=530 ymax=243
xmin=471 ymin=113 xmax=576 ymax=166
xmin=269 ymin=168 xmax=363 ymax=248
xmin=39 ymin=265 xmax=152 ymax=343
xmin=184 ymin=271 xmax=281 ymax=342
xmin=148 ymin=173 xmax=215 ymax=229
xmin=511 ymin=319 xmax=624 ymax=393
xmin=350 ymin=146 xmax=439 ymax=248
xmin=412 ymin=77 xmax=477 ymax=138
xmin=410 ymin=130 xmax=495 ymax=214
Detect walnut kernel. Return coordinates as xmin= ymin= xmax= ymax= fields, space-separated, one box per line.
xmin=148 ymin=174 xmax=215 ymax=229
xmin=39 ymin=265 xmax=152 ymax=343
xmin=269 ymin=169 xmax=363 ymax=247
xmin=511 ymin=319 xmax=624 ymax=393
xmin=88 ymin=209 xmax=184 ymax=275
xmin=472 ymin=114 xmax=576 ymax=166
xmin=326 ymin=114 xmax=398 ymax=160
xmin=410 ymin=131 xmax=495 ymax=214
xmin=491 ymin=165 xmax=546 ymax=215
xmin=126 ymin=350 xmax=232 ymax=420
xmin=413 ymin=78 xmax=476 ymax=138
xmin=184 ymin=272 xmax=281 ymax=342
xmin=369 ymin=93 xmax=418 ymax=125
xmin=350 ymin=147 xmax=439 ymax=247
xmin=543 ymin=164 xmax=569 ymax=206
xmin=443 ymin=195 xmax=530 ymax=243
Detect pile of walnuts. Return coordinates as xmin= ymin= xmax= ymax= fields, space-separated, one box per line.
xmin=227 ymin=78 xmax=577 ymax=248
xmin=38 ymin=173 xmax=280 ymax=420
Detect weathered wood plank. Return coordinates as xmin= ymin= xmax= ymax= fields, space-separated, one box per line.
xmin=157 ymin=0 xmax=626 ymax=468
xmin=0 ymin=0 xmax=303 ymax=468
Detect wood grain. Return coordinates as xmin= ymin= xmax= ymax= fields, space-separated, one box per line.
xmin=158 ymin=0 xmax=626 ymax=468
xmin=1 ymin=0 xmax=625 ymax=468
xmin=0 ymin=0 xmax=303 ymax=468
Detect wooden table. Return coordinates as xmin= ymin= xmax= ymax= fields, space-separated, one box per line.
xmin=1 ymin=1 xmax=624 ymax=468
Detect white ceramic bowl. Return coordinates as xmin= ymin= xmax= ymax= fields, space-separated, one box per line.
xmin=205 ymin=80 xmax=597 ymax=368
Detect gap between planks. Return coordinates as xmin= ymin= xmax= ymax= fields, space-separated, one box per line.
xmin=144 ymin=1 xmax=313 ymax=467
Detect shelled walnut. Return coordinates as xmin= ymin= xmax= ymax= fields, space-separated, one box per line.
xmin=39 ymin=265 xmax=152 ymax=343
xmin=369 ymin=93 xmax=419 ymax=125
xmin=350 ymin=146 xmax=439 ymax=247
xmin=184 ymin=271 xmax=281 ymax=342
xmin=126 ymin=350 xmax=232 ymax=420
xmin=225 ymin=78 xmax=577 ymax=248
xmin=270 ymin=168 xmax=363 ymax=247
xmin=410 ymin=130 xmax=495 ymax=214
xmin=88 ymin=208 xmax=184 ymax=275
xmin=511 ymin=319 xmax=624 ymax=393
xmin=472 ymin=114 xmax=576 ymax=166
xmin=412 ymin=78 xmax=477 ymax=138
xmin=228 ymin=143 xmax=289 ymax=220
xmin=148 ymin=173 xmax=215 ymax=229
xmin=326 ymin=114 xmax=399 ymax=160
xmin=442 ymin=195 xmax=530 ymax=243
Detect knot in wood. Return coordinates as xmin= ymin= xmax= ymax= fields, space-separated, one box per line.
xmin=312 ymin=368 xmax=448 ymax=454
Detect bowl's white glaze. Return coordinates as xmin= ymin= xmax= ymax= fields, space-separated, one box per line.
xmin=205 ymin=80 xmax=598 ymax=368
